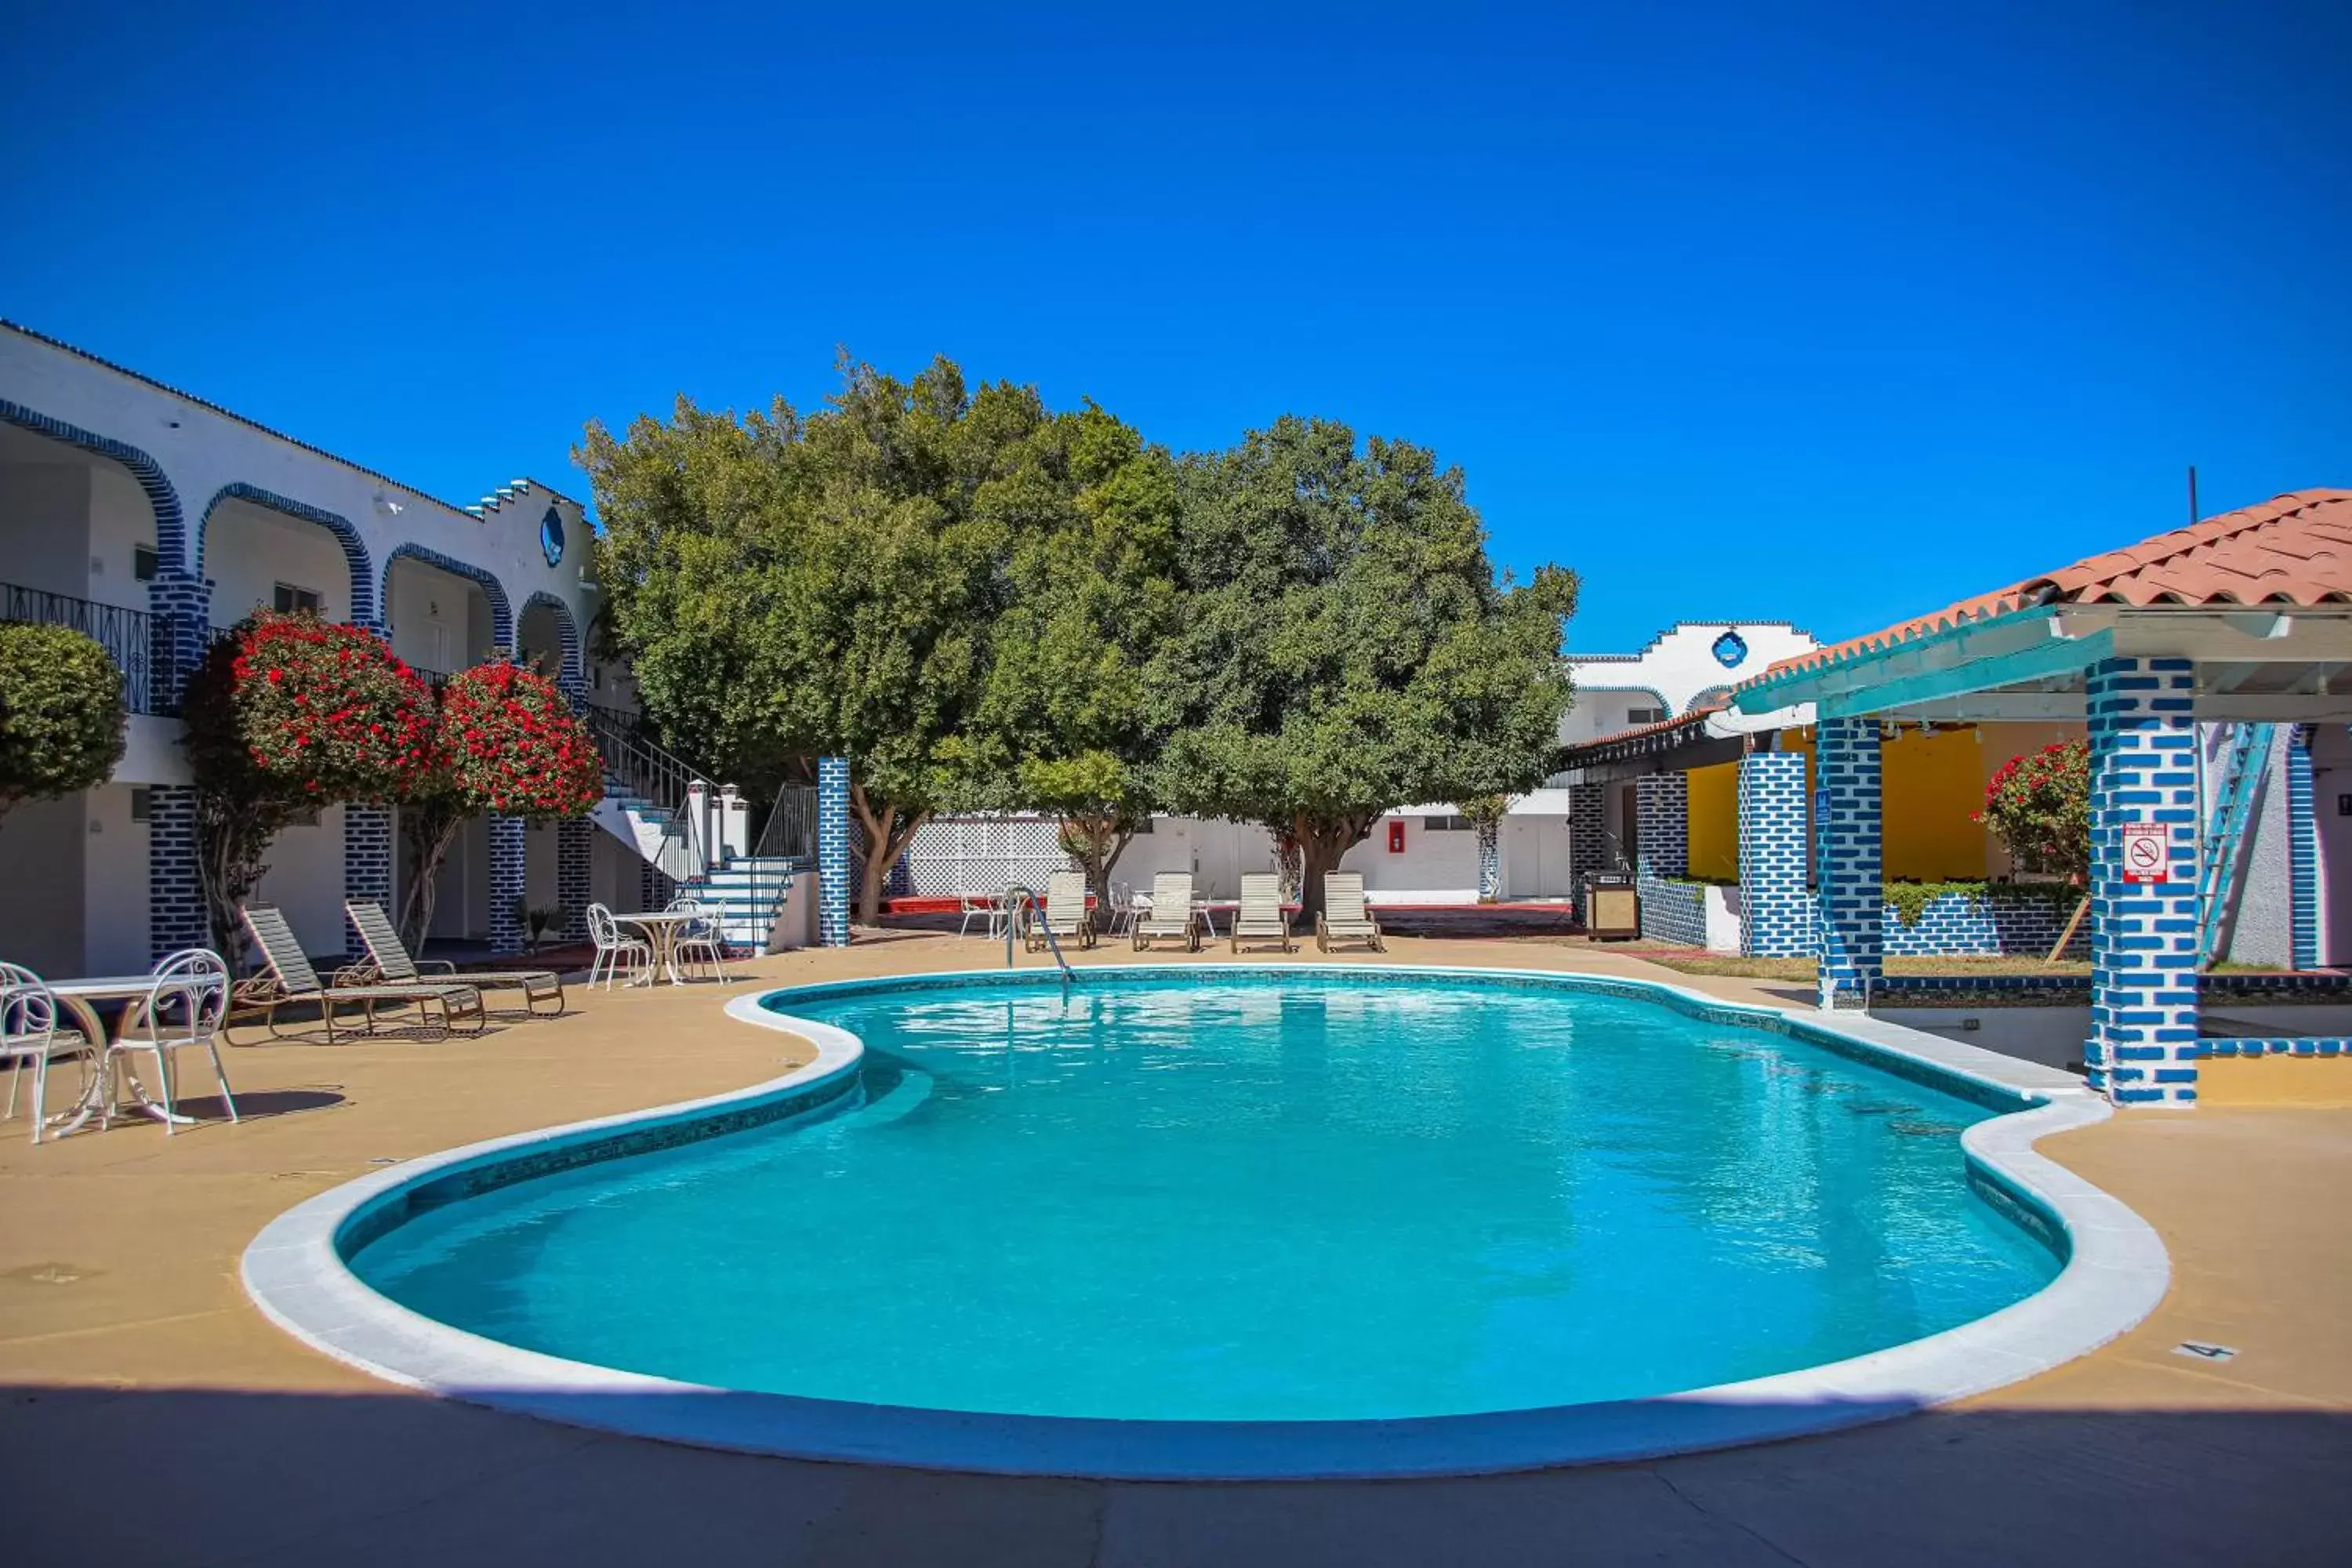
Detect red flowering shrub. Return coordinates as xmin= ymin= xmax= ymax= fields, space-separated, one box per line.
xmin=1976 ymin=739 xmax=2089 ymax=883
xmin=396 ymin=659 xmax=603 ymax=945
xmin=182 ymin=612 xmax=435 ymax=956
xmin=432 ymin=662 xmax=604 ymax=817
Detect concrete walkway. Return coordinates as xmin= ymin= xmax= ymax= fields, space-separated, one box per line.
xmin=3 ymin=935 xmax=2347 ymax=1566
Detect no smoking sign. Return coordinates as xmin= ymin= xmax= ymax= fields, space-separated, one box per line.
xmin=2121 ymin=822 xmax=2169 ymax=884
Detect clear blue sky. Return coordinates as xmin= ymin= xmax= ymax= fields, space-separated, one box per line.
xmin=5 ymin=1 xmax=2347 ymax=650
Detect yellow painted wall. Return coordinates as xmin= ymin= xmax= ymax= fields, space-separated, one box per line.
xmin=1766 ymin=725 xmax=1994 ymax=883
xmin=1686 ymin=761 xmax=1740 ymax=881
xmin=1882 ymin=727 xmax=1989 ymax=881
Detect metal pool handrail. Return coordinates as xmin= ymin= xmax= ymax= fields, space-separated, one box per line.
xmin=1000 ymin=884 xmax=1076 ymax=988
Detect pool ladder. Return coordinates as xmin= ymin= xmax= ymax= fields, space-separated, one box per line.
xmin=1001 ymin=885 xmax=1078 ymax=989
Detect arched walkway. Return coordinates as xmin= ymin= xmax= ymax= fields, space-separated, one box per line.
xmin=198 ymin=483 xmax=376 ymax=627
xmin=517 ymin=590 xmax=585 ymax=691
xmin=0 ymin=396 xmax=186 ymax=568
xmin=379 ymin=543 xmax=514 ymax=649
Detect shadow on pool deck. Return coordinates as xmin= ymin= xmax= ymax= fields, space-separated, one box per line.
xmin=4 ymin=1385 xmax=2346 ymax=1567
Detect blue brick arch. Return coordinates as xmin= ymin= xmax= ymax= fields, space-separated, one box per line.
xmin=379 ymin=543 xmax=514 ymax=651
xmin=0 ymin=397 xmax=187 ymax=567
xmin=198 ymin=483 xmax=376 ymax=627
xmin=517 ymin=590 xmax=585 ymax=693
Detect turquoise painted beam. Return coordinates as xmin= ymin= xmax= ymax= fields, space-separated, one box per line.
xmin=1816 ymin=626 xmax=2112 ymax=719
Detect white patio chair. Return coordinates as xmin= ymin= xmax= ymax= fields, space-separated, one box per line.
xmin=3 ymin=967 xmax=85 ymax=1146
xmin=107 ymin=949 xmax=238 ymax=1136
xmin=1133 ymin=873 xmax=1201 ymax=952
xmin=1104 ymin=883 xmax=1136 ymax=939
xmin=587 ymin=902 xmax=652 ymax=989
xmin=956 ymin=891 xmax=1005 ymax=939
xmin=666 ymin=896 xmax=734 ymax=982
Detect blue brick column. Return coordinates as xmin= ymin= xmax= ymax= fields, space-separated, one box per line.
xmin=1738 ymin=751 xmax=1811 ymax=957
xmin=149 ymin=784 xmax=211 ymax=961
xmin=2087 ymin=657 xmax=2202 ymax=1105
xmin=148 ymin=572 xmax=212 ymax=713
xmin=558 ymin=818 xmax=594 ymax=942
xmin=1567 ymin=783 xmax=1605 ymax=921
xmin=342 ymin=805 xmax=395 ymax=960
xmin=640 ymin=858 xmax=673 ymax=911
xmin=488 ymin=816 xmax=527 ymax=956
xmin=1814 ymin=718 xmax=1883 ymax=1008
xmin=818 ymin=756 xmax=851 ymax=946
xmin=1634 ymin=773 xmax=1687 ymax=877
xmin=2288 ymin=726 xmax=2318 ymax=971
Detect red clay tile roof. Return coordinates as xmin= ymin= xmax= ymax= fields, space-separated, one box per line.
xmin=1740 ymin=488 xmax=2352 ymax=691
xmin=1557 ymin=701 xmax=1728 ymax=759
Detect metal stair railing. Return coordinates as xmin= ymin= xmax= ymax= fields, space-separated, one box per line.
xmin=577 ymin=702 xmax=720 ymax=884
xmin=2198 ymin=721 xmax=2276 ymax=966
xmin=734 ymin=783 xmax=821 ymax=950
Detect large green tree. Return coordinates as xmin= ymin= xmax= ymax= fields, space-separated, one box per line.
xmin=1149 ymin=416 xmax=1577 ymax=917
xmin=581 ymin=357 xmax=1172 ymax=923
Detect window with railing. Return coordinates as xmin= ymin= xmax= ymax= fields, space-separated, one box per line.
xmin=1 ymin=579 xmax=155 ymax=714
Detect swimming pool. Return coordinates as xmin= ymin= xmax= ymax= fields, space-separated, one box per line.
xmin=247 ymin=967 xmax=2169 ymax=1477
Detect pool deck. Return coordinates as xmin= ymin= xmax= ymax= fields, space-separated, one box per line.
xmin=4 ymin=934 xmax=2348 ymax=1566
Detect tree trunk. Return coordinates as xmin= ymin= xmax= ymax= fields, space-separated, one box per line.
xmin=1062 ymin=810 xmax=1138 ymax=909
xmin=398 ymin=809 xmax=465 ymax=953
xmin=1291 ymin=813 xmax=1379 ymax=923
xmin=848 ymin=783 xmax=930 ymax=927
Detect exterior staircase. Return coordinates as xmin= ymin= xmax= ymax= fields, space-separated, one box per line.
xmin=2198 ymin=721 xmax=2277 ymax=966
xmin=579 ymin=704 xmax=816 ymax=954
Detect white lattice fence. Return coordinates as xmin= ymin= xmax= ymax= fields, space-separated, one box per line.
xmin=898 ymin=815 xmax=1073 ymax=895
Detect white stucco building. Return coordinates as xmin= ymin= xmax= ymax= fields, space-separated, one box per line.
xmin=0 ymin=321 xmax=659 ymax=974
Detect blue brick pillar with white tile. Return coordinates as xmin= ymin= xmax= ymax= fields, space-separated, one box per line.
xmin=147 ymin=571 xmax=212 ymax=714
xmin=488 ymin=816 xmax=527 ymax=956
xmin=558 ymin=818 xmax=594 ymax=942
xmin=1634 ymin=774 xmax=1687 ymax=877
xmin=1567 ymin=783 xmax=1605 ymax=921
xmin=818 ymin=756 xmax=851 ymax=946
xmin=1814 ymin=718 xmax=1883 ymax=1008
xmin=1738 ymin=750 xmax=1811 ymax=957
xmin=2086 ymin=656 xmax=2202 ymax=1105
xmin=147 ymin=572 xmax=215 ymax=964
xmin=148 ymin=785 xmax=210 ymax=962
xmin=2288 ymin=726 xmax=2318 ymax=971
xmin=342 ymin=805 xmax=395 ymax=960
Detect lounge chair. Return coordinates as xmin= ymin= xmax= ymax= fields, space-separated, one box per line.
xmin=1027 ymin=870 xmax=1095 ymax=952
xmin=345 ymin=900 xmax=564 ymax=1017
xmin=1316 ymin=873 xmax=1385 ymax=953
xmin=1132 ymin=872 xmax=1200 ymax=952
xmin=1231 ymin=873 xmax=1295 ymax=953
xmin=231 ymin=906 xmax=486 ymax=1044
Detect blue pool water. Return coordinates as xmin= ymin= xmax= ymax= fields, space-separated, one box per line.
xmin=350 ymin=971 xmax=2060 ymax=1422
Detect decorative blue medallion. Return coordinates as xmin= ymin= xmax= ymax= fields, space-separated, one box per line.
xmin=1711 ymin=630 xmax=1748 ymax=669
xmin=539 ymin=506 xmax=566 ymax=568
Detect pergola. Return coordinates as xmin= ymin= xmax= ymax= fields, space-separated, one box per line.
xmin=1730 ymin=488 xmax=2352 ymax=1106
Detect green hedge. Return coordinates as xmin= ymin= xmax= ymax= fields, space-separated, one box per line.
xmin=0 ymin=622 xmax=127 ymax=817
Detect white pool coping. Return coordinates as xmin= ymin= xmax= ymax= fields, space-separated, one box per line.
xmin=242 ymin=964 xmax=2169 ymax=1480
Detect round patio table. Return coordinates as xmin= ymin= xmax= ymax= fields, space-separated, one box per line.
xmin=611 ymin=911 xmax=704 ymax=985
xmin=42 ymin=975 xmax=201 ymax=1137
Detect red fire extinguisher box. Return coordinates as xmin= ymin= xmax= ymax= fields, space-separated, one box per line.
xmin=1387 ymin=820 xmax=1406 ymax=854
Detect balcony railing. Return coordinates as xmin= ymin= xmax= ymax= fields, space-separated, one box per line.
xmin=1 ymin=581 xmax=155 ymax=713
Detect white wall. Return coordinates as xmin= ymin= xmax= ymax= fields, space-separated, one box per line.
xmin=86 ymin=463 xmax=156 ymax=612
xmin=208 ymin=499 xmax=357 ymax=626
xmin=82 ymin=784 xmax=151 ymax=974
xmin=253 ymin=804 xmax=347 ymax=957
xmin=0 ymin=459 xmax=93 ymax=598
xmin=1339 ymin=814 xmax=1481 ymax=902
xmin=0 ymin=791 xmax=86 ymax=975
